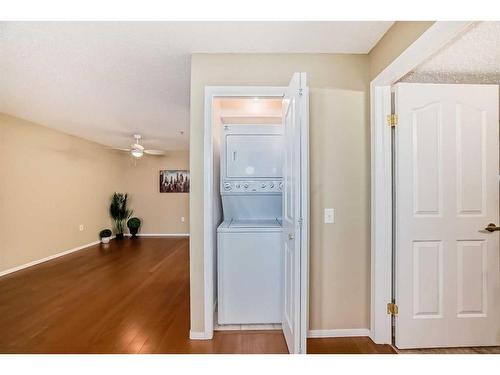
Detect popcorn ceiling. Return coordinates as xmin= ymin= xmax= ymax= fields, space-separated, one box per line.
xmin=400 ymin=22 xmax=500 ymax=84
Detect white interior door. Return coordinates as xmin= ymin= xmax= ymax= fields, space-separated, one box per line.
xmin=282 ymin=72 xmax=308 ymax=354
xmin=395 ymin=83 xmax=500 ymax=349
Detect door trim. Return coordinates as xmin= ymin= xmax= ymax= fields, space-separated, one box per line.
xmin=200 ymin=86 xmax=310 ymax=343
xmin=370 ymin=21 xmax=474 ymax=344
xmin=299 ymin=80 xmax=310 ymax=353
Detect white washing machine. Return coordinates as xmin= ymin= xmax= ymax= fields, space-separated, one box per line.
xmin=217 ymin=219 xmax=282 ymax=324
xmin=217 ymin=124 xmax=283 ymax=325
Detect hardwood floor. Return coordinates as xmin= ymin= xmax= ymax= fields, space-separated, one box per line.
xmin=308 ymin=337 xmax=395 ymax=354
xmin=0 ymin=237 xmax=392 ymax=354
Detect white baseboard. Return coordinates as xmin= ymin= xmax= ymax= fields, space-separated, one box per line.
xmin=189 ymin=330 xmax=213 ymax=340
xmin=307 ymin=328 xmax=370 ymax=338
xmin=126 ymin=233 xmax=190 ymax=237
xmin=0 ymin=239 xmax=103 ymax=278
xmin=191 ymin=328 xmax=370 ymax=339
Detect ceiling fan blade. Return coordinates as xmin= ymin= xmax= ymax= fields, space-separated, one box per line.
xmin=112 ymin=148 xmax=131 ymax=152
xmin=144 ymin=149 xmax=165 ymax=156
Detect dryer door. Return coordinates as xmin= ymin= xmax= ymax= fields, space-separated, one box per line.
xmin=226 ymin=134 xmax=282 ymax=178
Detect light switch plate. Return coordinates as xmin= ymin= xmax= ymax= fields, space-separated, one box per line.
xmin=324 ymin=208 xmax=335 ymax=224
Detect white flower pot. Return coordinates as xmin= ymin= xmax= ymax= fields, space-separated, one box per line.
xmin=101 ymin=236 xmax=111 ymax=244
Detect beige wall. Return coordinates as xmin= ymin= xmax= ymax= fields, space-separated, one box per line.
xmin=123 ymin=152 xmax=189 ymax=234
xmin=190 ymin=54 xmax=371 ymax=332
xmin=0 ymin=114 xmax=190 ymax=273
xmin=369 ymin=21 xmax=435 ymax=80
xmin=0 ymin=114 xmax=123 ymax=271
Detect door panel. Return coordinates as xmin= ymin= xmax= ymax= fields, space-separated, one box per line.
xmin=395 ymin=83 xmax=500 ymax=349
xmin=283 ymin=239 xmax=293 ymax=330
xmin=456 ymin=103 xmax=487 ymax=216
xmin=412 ymin=103 xmax=442 ymax=216
xmin=456 ymin=240 xmax=487 ymax=317
xmin=413 ymin=240 xmax=443 ymax=318
xmin=282 ymin=72 xmax=308 ymax=354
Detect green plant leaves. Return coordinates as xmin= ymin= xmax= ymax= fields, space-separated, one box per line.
xmin=109 ymin=192 xmax=133 ymax=234
xmin=127 ymin=217 xmax=141 ymax=229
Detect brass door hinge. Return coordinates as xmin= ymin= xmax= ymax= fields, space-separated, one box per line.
xmin=387 ymin=302 xmax=399 ymax=316
xmin=387 ymin=114 xmax=398 ymax=127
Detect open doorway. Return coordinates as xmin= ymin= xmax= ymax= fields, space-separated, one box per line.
xmin=202 ymin=73 xmax=309 ymax=354
xmin=213 ymin=96 xmax=283 ymax=330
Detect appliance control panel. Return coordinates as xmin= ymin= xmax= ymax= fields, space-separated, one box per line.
xmin=222 ymin=180 xmax=283 ymax=194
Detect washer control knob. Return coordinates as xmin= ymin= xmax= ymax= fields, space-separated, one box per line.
xmin=261 ymin=183 xmax=267 ymax=188
xmin=243 ymin=183 xmax=249 ymax=189
xmin=224 ymin=182 xmax=232 ymax=190
xmin=235 ymin=183 xmax=240 ymax=189
xmin=270 ymin=182 xmax=274 ymax=188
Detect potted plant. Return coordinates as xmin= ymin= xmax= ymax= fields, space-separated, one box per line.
xmin=127 ymin=217 xmax=142 ymax=238
xmin=109 ymin=192 xmax=132 ymax=240
xmin=99 ymin=229 xmax=112 ymax=244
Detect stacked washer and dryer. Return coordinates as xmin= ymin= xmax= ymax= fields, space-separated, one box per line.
xmin=217 ymin=123 xmax=283 ymax=325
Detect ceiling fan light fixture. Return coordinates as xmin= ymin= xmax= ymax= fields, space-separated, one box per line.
xmin=131 ymin=147 xmax=143 ymax=158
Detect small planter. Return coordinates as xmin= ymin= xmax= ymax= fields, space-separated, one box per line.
xmin=127 ymin=217 xmax=142 ymax=238
xmin=99 ymin=229 xmax=113 ymax=244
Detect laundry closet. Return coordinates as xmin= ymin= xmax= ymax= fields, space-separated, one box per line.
xmin=205 ymin=73 xmax=309 ymax=354
xmin=212 ymin=97 xmax=284 ymax=327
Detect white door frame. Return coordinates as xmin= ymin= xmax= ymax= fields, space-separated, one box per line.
xmin=370 ymin=21 xmax=474 ymax=344
xmin=201 ymin=86 xmax=309 ymax=344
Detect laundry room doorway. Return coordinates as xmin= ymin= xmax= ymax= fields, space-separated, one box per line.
xmin=202 ymin=73 xmax=309 ymax=354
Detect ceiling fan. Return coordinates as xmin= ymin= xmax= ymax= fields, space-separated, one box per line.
xmin=116 ymin=134 xmax=165 ymax=158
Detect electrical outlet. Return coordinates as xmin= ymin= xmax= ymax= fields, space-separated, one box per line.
xmin=181 ymin=216 xmax=185 ymax=223
xmin=79 ymin=224 xmax=84 ymax=231
xmin=324 ymin=208 xmax=335 ymax=224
